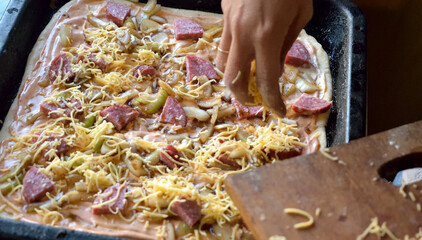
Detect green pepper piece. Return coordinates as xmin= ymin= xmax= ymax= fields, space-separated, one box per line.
xmin=94 ymin=139 xmax=104 ymax=153
xmin=135 ymin=97 xmax=150 ymax=105
xmin=236 ymin=128 xmax=249 ymax=142
xmin=71 ymin=159 xmax=84 ymax=169
xmin=145 ymin=89 xmax=168 ymax=114
xmin=0 ymin=159 xmax=28 ymax=184
xmin=149 ymin=42 xmax=161 ymax=53
xmin=25 ymin=192 xmax=64 ymax=213
xmin=0 ymin=174 xmax=24 ymax=195
xmin=175 ymin=221 xmax=193 ymax=237
xmin=58 ymin=92 xmax=71 ymax=99
xmin=83 ymin=115 xmax=96 ymax=128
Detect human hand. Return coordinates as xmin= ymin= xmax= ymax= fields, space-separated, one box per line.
xmin=216 ymin=0 xmax=313 ymax=117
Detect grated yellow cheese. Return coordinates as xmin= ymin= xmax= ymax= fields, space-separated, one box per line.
xmin=284 ymin=207 xmax=315 ymax=229
xmin=356 ymin=217 xmax=399 ymax=240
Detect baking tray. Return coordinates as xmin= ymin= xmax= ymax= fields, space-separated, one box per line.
xmin=0 ymin=0 xmax=366 ymax=239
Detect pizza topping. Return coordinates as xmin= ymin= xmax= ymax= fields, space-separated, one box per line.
xmin=41 ymin=137 xmax=70 ymax=158
xmin=232 ymin=98 xmax=263 ymax=120
xmin=160 ymin=145 xmax=182 ymax=169
xmin=217 ymin=154 xmax=240 ymax=168
xmin=87 ymin=54 xmax=108 ymax=71
xmin=100 ymin=105 xmax=139 ymax=130
xmin=285 ymin=41 xmax=311 ymax=67
xmin=292 ymin=94 xmax=332 ymax=115
xmin=49 ymin=53 xmax=74 ymax=83
xmin=174 ymin=18 xmax=204 ymax=40
xmin=171 ymin=199 xmax=202 ymax=227
xmin=159 ymin=96 xmax=187 ymax=127
xmin=59 ymin=24 xmax=73 ymax=47
xmin=105 ymin=1 xmax=131 ymax=27
xmin=185 ymin=55 xmax=217 ymax=82
xmin=92 ymin=184 xmax=127 ymax=214
xmin=136 ymin=88 xmax=168 ymax=115
xmin=133 ymin=65 xmax=156 ymax=78
xmin=269 ymin=148 xmax=302 ymax=161
xmin=23 ymin=166 xmax=54 ymax=203
xmin=40 ymin=99 xmax=82 ymax=119
xmin=32 ymin=132 xmax=72 ymax=160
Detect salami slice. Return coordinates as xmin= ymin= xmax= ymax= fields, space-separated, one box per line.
xmin=292 ymin=94 xmax=332 ymax=115
xmin=49 ymin=53 xmax=74 ymax=83
xmin=32 ymin=133 xmax=71 ymax=158
xmin=174 ymin=18 xmax=204 ymax=40
xmin=285 ymin=41 xmax=311 ymax=67
xmin=185 ymin=55 xmax=217 ymax=82
xmin=93 ymin=184 xmax=127 ymax=214
xmin=171 ymin=199 xmax=202 ymax=227
xmin=106 ymin=2 xmax=131 ymax=27
xmin=217 ymin=154 xmax=240 ymax=168
xmin=40 ymin=99 xmax=82 ymax=119
xmin=159 ymin=97 xmax=187 ymax=127
xmin=232 ymin=99 xmax=263 ymax=120
xmin=100 ymin=105 xmax=139 ymax=130
xmin=160 ymin=145 xmax=181 ymax=169
xmin=23 ymin=166 xmax=55 ymax=203
xmin=88 ymin=54 xmax=107 ymax=71
xmin=133 ymin=65 xmax=156 ymax=78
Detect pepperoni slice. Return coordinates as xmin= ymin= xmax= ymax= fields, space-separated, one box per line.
xmin=185 ymin=55 xmax=217 ymax=82
xmin=159 ymin=97 xmax=187 ymax=127
xmin=88 ymin=54 xmax=107 ymax=71
xmin=160 ymin=145 xmax=181 ymax=169
xmin=268 ymin=148 xmax=303 ymax=161
xmin=174 ymin=18 xmax=204 ymax=40
xmin=291 ymin=94 xmax=332 ymax=115
xmin=133 ymin=65 xmax=156 ymax=78
xmin=106 ymin=1 xmax=131 ymax=27
xmin=232 ymin=99 xmax=263 ymax=120
xmin=285 ymin=41 xmax=311 ymax=67
xmin=31 ymin=133 xmax=71 ymax=159
xmin=23 ymin=166 xmax=55 ymax=203
xmin=49 ymin=53 xmax=75 ymax=83
xmin=40 ymin=99 xmax=82 ymax=119
xmin=100 ymin=105 xmax=139 ymax=130
xmin=217 ymin=154 xmax=240 ymax=168
xmin=172 ymin=199 xmax=202 ymax=227
xmin=93 ymin=184 xmax=127 ymax=214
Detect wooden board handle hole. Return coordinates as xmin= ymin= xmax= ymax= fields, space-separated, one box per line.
xmin=378 ymin=152 xmax=422 ymax=184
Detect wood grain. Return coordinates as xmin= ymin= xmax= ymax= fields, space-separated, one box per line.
xmin=225 ymin=121 xmax=422 ymax=239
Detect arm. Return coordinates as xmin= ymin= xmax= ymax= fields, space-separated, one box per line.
xmin=216 ymin=0 xmax=313 ymax=117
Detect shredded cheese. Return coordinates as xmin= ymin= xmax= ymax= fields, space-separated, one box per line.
xmin=356 ymin=217 xmax=399 ymax=240
xmin=269 ymin=236 xmax=287 ymax=240
xmin=284 ymin=207 xmax=314 ymax=229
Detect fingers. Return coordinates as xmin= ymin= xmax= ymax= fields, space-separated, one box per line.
xmin=255 ymin=41 xmax=287 ymax=117
xmin=223 ymin=36 xmax=254 ymax=104
xmin=215 ymin=10 xmax=232 ymax=72
xmin=215 ymin=25 xmax=231 ymax=72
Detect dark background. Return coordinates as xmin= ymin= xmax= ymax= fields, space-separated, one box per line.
xmin=354 ymin=0 xmax=422 ymax=134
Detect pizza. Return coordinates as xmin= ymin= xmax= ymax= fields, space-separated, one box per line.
xmin=0 ymin=0 xmax=332 ymax=239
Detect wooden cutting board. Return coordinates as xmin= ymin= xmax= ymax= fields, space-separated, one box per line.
xmin=225 ymin=121 xmax=422 ymax=240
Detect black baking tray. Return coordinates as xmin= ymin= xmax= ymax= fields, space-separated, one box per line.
xmin=0 ymin=0 xmax=366 ymax=239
